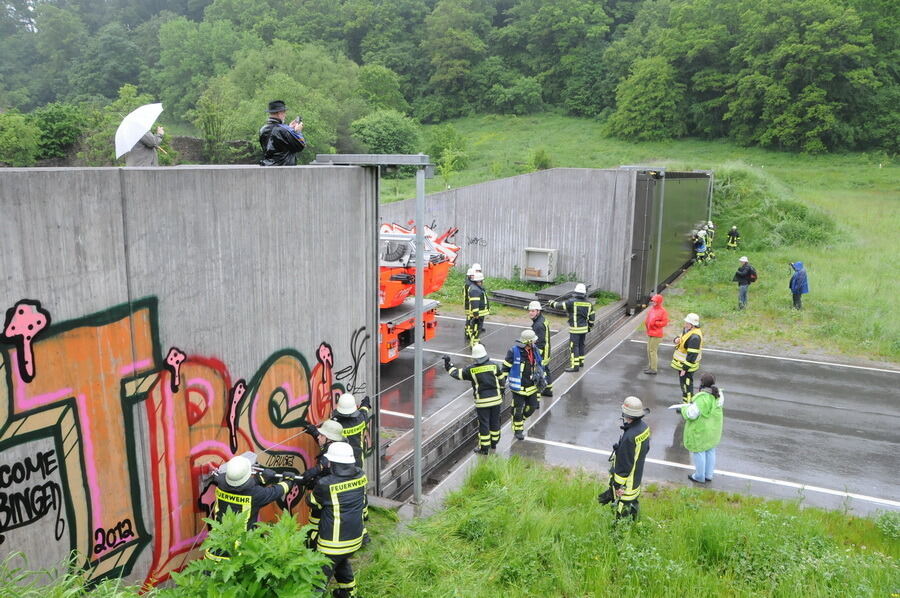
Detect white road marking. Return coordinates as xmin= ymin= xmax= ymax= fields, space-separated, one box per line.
xmin=522 ymin=436 xmax=900 ymax=508
xmin=436 ymin=314 xmax=558 ymax=333
xmin=628 ymin=339 xmax=899 ymax=374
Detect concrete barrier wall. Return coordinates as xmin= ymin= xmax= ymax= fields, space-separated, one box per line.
xmin=0 ymin=166 xmax=378 ymax=586
xmin=380 ymin=168 xmax=637 ymax=296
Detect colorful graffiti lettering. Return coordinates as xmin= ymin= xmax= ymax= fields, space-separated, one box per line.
xmin=0 ymin=297 xmax=363 ymax=588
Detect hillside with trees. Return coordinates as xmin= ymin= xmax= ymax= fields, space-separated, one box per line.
xmin=0 ymin=0 xmax=897 ymax=166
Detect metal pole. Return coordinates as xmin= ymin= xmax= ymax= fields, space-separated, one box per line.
xmin=413 ymin=167 xmax=425 ymax=504
xmin=653 ymin=173 xmax=666 ymax=293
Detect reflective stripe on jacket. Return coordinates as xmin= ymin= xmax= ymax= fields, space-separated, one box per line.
xmin=333 ymin=406 xmax=371 ymax=468
xmin=610 ymin=419 xmax=650 ymax=501
xmin=531 ymin=313 xmax=551 ymax=362
xmin=550 ymin=295 xmax=595 ymax=333
xmin=308 ymin=462 xmax=367 ymax=556
xmin=501 ymin=343 xmax=543 ymax=396
xmin=449 ymin=360 xmax=503 ymax=407
xmin=671 ymin=328 xmax=702 ymax=372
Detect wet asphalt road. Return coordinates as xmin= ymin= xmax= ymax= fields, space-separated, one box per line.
xmin=379 ymin=318 xmax=899 ymax=515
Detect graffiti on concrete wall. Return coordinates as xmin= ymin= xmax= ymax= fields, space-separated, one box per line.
xmin=0 ymin=296 xmax=367 ymax=588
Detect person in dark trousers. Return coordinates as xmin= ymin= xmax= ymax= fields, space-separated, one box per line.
xmin=528 ymin=300 xmax=553 ymax=397
xmin=693 ymin=229 xmax=709 ymax=263
xmin=465 ymin=271 xmax=489 ymax=346
xmin=732 ymin=256 xmax=755 ymax=309
xmin=500 ymin=329 xmax=546 ymax=441
xmin=643 ymin=294 xmax=669 ymax=375
xmin=726 ymin=226 xmax=741 ymax=250
xmin=301 ymin=419 xmax=345 ymax=547
xmin=670 ymin=313 xmax=703 ymax=401
xmin=332 ymin=393 xmax=371 ymax=525
xmin=444 ymin=343 xmax=504 ymax=453
xmin=550 ymin=283 xmax=595 ymax=372
xmin=308 ymin=442 xmax=367 ymax=598
xmin=789 ymin=261 xmax=809 ymax=309
xmin=259 ymin=100 xmax=306 ymax=166
xmin=204 ymin=454 xmax=292 ymax=560
xmin=598 ymin=396 xmax=651 ymax=520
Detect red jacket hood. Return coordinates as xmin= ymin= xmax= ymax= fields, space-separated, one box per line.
xmin=650 ymin=294 xmax=664 ymax=306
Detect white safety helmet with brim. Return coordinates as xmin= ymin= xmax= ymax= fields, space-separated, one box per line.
xmin=318 ymin=419 xmax=345 ymax=442
xmin=466 ymin=267 xmax=475 ymax=277
xmin=574 ymin=283 xmax=586 ymax=295
xmin=697 ymin=229 xmax=706 ymax=238
xmin=324 ymin=441 xmax=356 ymax=464
xmin=684 ymin=313 xmax=700 ymax=327
xmin=472 ymin=271 xmax=484 ymax=282
xmin=472 ymin=263 xmax=482 ymax=272
xmin=336 ymin=393 xmax=358 ymax=415
xmin=471 ymin=343 xmax=488 ymax=360
xmin=739 ymin=256 xmax=748 ymax=262
xmin=622 ymin=396 xmax=649 ymax=418
xmin=225 ymin=455 xmax=252 ymax=486
xmin=519 ymin=329 xmax=538 ymax=344
xmin=527 ymin=300 xmax=542 ymax=311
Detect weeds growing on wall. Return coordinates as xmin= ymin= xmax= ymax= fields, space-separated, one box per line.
xmin=357 ymin=457 xmax=900 ymax=597
xmin=0 ymin=552 xmax=140 ymax=598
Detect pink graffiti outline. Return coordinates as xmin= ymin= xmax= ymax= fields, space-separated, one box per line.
xmin=249 ymin=380 xmax=310 ymax=451
xmin=119 ymin=359 xmax=153 ymax=377
xmin=11 ymin=349 xmax=74 ymax=410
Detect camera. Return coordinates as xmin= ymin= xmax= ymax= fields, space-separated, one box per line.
xmin=293 ymin=115 xmax=303 ymax=124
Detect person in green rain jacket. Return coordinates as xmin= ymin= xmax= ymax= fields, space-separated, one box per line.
xmin=682 ymin=373 xmax=724 ymax=484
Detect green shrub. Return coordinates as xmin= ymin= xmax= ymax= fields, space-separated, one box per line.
xmin=157 ymin=510 xmax=329 ymax=598
xmin=606 ymin=56 xmax=687 ymax=142
xmin=28 ymin=102 xmax=86 ymax=159
xmin=426 ymin=123 xmax=469 ymax=169
xmin=351 ymin=109 xmax=421 ymax=155
xmin=529 ymin=147 xmax=553 ymax=171
xmin=0 ymin=111 xmax=41 ymax=166
xmin=874 ymin=510 xmax=900 ymax=542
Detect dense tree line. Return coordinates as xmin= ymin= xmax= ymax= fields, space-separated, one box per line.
xmin=0 ymin=0 xmax=897 ymax=160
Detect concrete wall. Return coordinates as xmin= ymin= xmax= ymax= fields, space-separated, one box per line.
xmin=0 ymin=166 xmax=378 ymax=586
xmin=380 ymin=168 xmax=637 ymax=296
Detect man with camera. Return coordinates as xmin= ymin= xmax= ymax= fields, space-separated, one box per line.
xmin=259 ymin=100 xmax=306 ymax=166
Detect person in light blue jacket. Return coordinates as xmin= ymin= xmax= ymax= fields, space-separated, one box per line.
xmin=789 ymin=261 xmax=809 ymax=310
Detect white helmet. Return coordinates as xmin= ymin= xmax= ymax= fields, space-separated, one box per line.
xmin=466 ymin=267 xmax=475 ymax=277
xmin=225 ymin=455 xmax=252 ymax=486
xmin=574 ymin=283 xmax=586 ymax=295
xmin=527 ymin=300 xmax=542 ymax=311
xmin=622 ymin=396 xmax=647 ymax=418
xmin=739 ymin=256 xmax=748 ymax=263
xmin=519 ymin=329 xmax=538 ymax=344
xmin=324 ymin=441 xmax=356 ymax=464
xmin=731 ymin=225 xmax=737 ymax=230
xmin=318 ymin=419 xmax=345 ymax=442
xmin=336 ymin=393 xmax=358 ymax=415
xmin=707 ymin=221 xmax=714 ymax=227
xmin=697 ymin=230 xmax=706 ymax=238
xmin=472 ymin=272 xmax=484 ymax=282
xmin=684 ymin=313 xmax=700 ymax=327
xmin=472 ymin=263 xmax=482 ymax=272
xmin=471 ymin=343 xmax=487 ymax=360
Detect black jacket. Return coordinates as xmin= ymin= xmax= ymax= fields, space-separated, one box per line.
xmin=466 ymin=282 xmax=489 ymax=316
xmin=550 ymin=293 xmax=595 ymax=334
xmin=448 ymin=357 xmax=503 ymax=408
xmin=733 ymin=263 xmax=753 ymax=285
xmin=332 ymin=405 xmax=371 ymax=468
xmin=209 ymin=471 xmax=289 ymax=530
xmin=308 ymin=462 xmax=367 ymax=556
xmin=531 ymin=313 xmax=551 ymax=361
xmin=259 ymin=117 xmax=306 ymax=166
xmin=610 ymin=418 xmax=650 ymax=500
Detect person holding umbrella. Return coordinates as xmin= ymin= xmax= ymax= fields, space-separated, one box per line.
xmin=125 ymin=126 xmax=164 ymax=166
xmin=115 ymin=103 xmax=166 ymax=166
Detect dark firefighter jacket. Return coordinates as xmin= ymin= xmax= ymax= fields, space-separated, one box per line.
xmin=308 ymin=462 xmax=368 ymax=556
xmin=298 ymin=442 xmax=334 ymax=530
xmin=205 ymin=470 xmax=290 ymax=560
xmin=258 ymin=117 xmax=306 ymax=166
xmin=332 ymin=405 xmax=371 ymax=469
xmin=531 ymin=312 xmax=551 ymax=362
xmin=726 ymin=229 xmax=741 ymax=247
xmin=501 ymin=342 xmax=544 ymax=396
xmin=448 ymin=357 xmax=503 ymax=408
xmin=671 ymin=328 xmax=703 ymax=372
xmin=550 ymin=294 xmax=595 ymax=334
xmin=466 ymin=283 xmax=489 ymax=317
xmin=609 ymin=418 xmax=651 ymax=502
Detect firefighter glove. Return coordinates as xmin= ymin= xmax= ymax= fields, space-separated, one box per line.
xmin=442 ymin=355 xmax=452 ymax=370
xmin=360 ymin=395 xmax=372 ymax=410
xmin=259 ymin=468 xmax=279 ymax=484
xmin=305 ymin=423 xmax=319 ymax=437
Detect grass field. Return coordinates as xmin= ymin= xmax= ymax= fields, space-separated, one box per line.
xmin=386 ymin=113 xmax=899 ymax=363
xmin=358 ymin=457 xmax=900 ymax=598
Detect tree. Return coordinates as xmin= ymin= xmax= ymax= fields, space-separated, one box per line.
xmin=0 ymin=111 xmax=41 ymax=166
xmin=28 ymin=102 xmax=86 ymax=159
xmin=69 ymin=22 xmax=143 ymax=101
xmin=357 ymin=64 xmax=411 ymax=113
xmin=350 ymin=109 xmax=421 ymax=155
xmin=32 ymin=4 xmax=88 ymax=105
xmin=606 ymin=56 xmax=686 ymax=141
xmin=423 ymin=0 xmax=495 ymax=103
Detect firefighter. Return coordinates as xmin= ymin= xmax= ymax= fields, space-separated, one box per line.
xmin=332 ymin=393 xmax=371 ymax=524
xmin=528 ymin=300 xmax=553 ymax=397
xmin=301 ymin=420 xmax=346 ymax=547
xmin=705 ymin=220 xmax=716 ymax=245
xmin=671 ymin=313 xmax=703 ymax=401
xmin=598 ymin=396 xmax=651 ymax=520
xmin=308 ymin=442 xmax=367 ymax=598
xmin=463 ymin=267 xmax=475 ymax=342
xmin=501 ymin=329 xmax=546 ymax=441
xmin=443 ymin=343 xmax=504 ymax=454
xmin=204 ymin=455 xmax=292 ymax=560
xmin=726 ymin=225 xmax=740 ymax=250
xmin=465 ymin=271 xmax=489 ymax=346
xmin=550 ymin=283 xmax=595 ymax=372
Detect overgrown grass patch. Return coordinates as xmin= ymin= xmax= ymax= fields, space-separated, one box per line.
xmin=358 ymin=457 xmax=900 ymax=597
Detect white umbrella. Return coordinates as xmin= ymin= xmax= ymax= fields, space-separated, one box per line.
xmin=115 ymin=103 xmax=163 ymax=159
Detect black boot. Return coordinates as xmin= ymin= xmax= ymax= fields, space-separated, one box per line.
xmin=541 ymin=388 xmax=553 ymax=397
xmin=564 ymin=366 xmax=580 ymax=373
xmin=473 ymin=447 xmax=488 ymax=455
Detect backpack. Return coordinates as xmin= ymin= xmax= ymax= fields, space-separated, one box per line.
xmin=748 ymin=265 xmax=758 ymax=283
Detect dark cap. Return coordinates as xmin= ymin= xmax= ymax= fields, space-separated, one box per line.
xmin=700 ymin=373 xmax=716 ymax=387
xmin=267 ymin=100 xmax=286 ymax=113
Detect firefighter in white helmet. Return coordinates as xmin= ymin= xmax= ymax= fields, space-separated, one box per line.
xmin=549 ymin=283 xmax=594 ymax=372
xmin=443 ymin=343 xmax=504 ymax=454
xmin=528 ymin=300 xmax=553 ymax=397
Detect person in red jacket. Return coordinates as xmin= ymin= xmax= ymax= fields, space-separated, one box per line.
xmin=643 ymin=294 xmax=669 ymax=375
